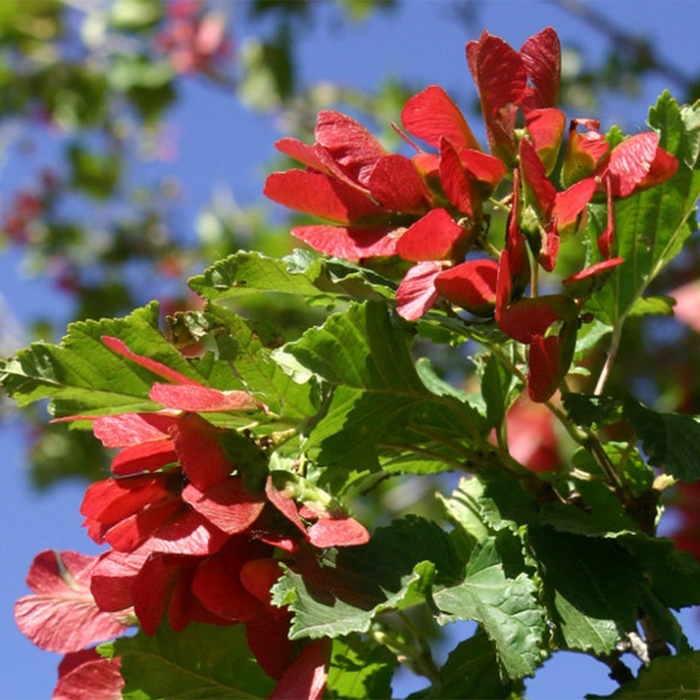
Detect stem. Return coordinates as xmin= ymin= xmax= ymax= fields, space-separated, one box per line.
xmin=594 ymin=325 xmax=622 ymax=395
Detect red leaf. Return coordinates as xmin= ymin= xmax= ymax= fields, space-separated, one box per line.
xmin=246 ymin=609 xmax=295 ymax=680
xmin=146 ymin=506 xmax=230 ymax=556
xmin=15 ymin=550 xmax=128 ymax=653
xmin=240 ymin=558 xmax=286 ymax=614
xmin=274 ymin=136 xmax=331 ymax=173
xmin=497 ymin=295 xmax=574 ymax=344
xmin=92 ymin=413 xmax=176 ymax=448
xmin=91 ymin=549 xmax=149 ymax=613
xmin=291 ymin=224 xmax=398 ymax=259
xmin=111 ymin=439 xmax=178 ymax=476
xmin=81 ymin=474 xmax=178 ymax=529
xmin=308 ymin=515 xmax=370 ymax=548
xmin=314 ymin=110 xmax=387 ymax=187
xmin=366 ymin=154 xmax=431 ymax=214
xmin=182 ymin=479 xmax=265 ymax=534
xmin=266 ymin=476 xmax=307 ymax=535
xmin=396 ymin=209 xmax=466 ymax=262
xmin=101 ymin=336 xmax=197 ymax=385
xmin=466 ymin=31 xmax=526 ymax=158
xmin=552 ymin=178 xmax=596 ymax=236
xmin=562 ymin=118 xmax=610 ymax=187
xmin=271 ymin=640 xmax=331 ymax=700
xmin=169 ymin=413 xmax=232 ymax=491
xmin=54 ymin=649 xmax=124 ymax=700
xmin=525 ymin=108 xmax=566 ymax=174
xmin=604 ymin=132 xmax=678 ymax=197
xmin=395 ymin=261 xmax=443 ymax=320
xmin=459 ymin=148 xmax=507 ymax=196
xmin=149 ymin=382 xmax=261 ymax=413
xmin=192 ymin=539 xmax=266 ymax=621
xmin=435 ymin=259 xmax=498 ymax=316
xmin=264 ymin=170 xmax=385 ymax=225
xmin=563 ymin=257 xmax=625 ymax=298
xmin=518 ymin=137 xmax=556 ymax=220
xmin=520 ymin=27 xmax=561 ymax=110
xmin=401 ymin=85 xmax=481 ymax=152
xmin=439 ymin=138 xmax=481 ymax=218
xmin=528 ymin=334 xmax=564 ymax=403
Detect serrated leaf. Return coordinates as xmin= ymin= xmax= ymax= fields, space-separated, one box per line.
xmin=112 ymin=621 xmax=274 ymax=699
xmin=561 ymin=392 xmax=623 ymax=428
xmin=204 ymin=304 xmax=318 ymax=418
xmin=620 ymin=534 xmax=700 ymax=610
xmin=621 ymin=396 xmax=700 ymax=482
xmin=189 ymin=249 xmax=394 ymax=305
xmin=326 ymin=634 xmax=396 ymax=699
xmin=587 ymin=652 xmax=700 ymax=699
xmin=272 ymin=516 xmax=462 ymax=640
xmin=286 ymin=302 xmax=487 ymax=489
xmin=409 ymin=630 xmax=516 ymax=699
xmin=587 ymin=94 xmax=700 ymax=328
xmin=528 ymin=526 xmax=642 ymax=654
xmin=433 ymin=537 xmax=546 ymax=680
xmin=0 ymin=303 xmax=194 ymax=417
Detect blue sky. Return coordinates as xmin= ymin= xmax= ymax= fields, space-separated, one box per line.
xmin=1 ymin=2 xmax=699 ymax=697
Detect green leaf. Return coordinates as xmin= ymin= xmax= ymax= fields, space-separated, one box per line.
xmin=410 ymin=630 xmax=517 ymax=699
xmin=587 ymin=652 xmax=700 ymax=699
xmin=587 ymin=93 xmax=700 ymax=327
xmin=620 ymin=534 xmax=700 ymax=609
xmin=528 ymin=526 xmax=642 ymax=654
xmin=111 ymin=622 xmax=274 ymax=699
xmin=0 ymin=303 xmax=190 ymax=416
xmin=621 ymin=396 xmax=700 ymax=482
xmin=326 ymin=635 xmax=397 ymax=699
xmin=204 ymin=304 xmax=319 ymax=418
xmin=189 ymin=250 xmax=394 ymax=305
xmin=287 ymin=302 xmax=487 ymax=489
xmin=481 ymin=354 xmax=516 ymax=430
xmin=433 ymin=537 xmax=546 ymax=680
xmin=272 ymin=516 xmax=462 ymax=640
xmin=448 ymin=469 xmax=539 ymax=535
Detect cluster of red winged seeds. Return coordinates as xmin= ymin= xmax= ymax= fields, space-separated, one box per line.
xmin=15 ymin=337 xmax=368 ymax=699
xmin=265 ymin=27 xmax=677 ymax=402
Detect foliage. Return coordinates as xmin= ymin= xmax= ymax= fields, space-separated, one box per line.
xmin=4 ymin=2 xmax=700 ymax=699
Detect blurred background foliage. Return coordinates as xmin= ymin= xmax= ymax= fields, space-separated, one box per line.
xmin=1 ymin=0 xmax=700 ymax=518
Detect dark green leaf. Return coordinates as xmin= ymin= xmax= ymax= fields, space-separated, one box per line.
xmin=110 ymin=622 xmax=274 ymax=699
xmin=529 ymin=526 xmax=642 ymax=654
xmin=272 ymin=516 xmax=462 ymax=640
xmin=587 ymin=652 xmax=700 ymax=699
xmin=410 ymin=630 xmax=516 ymax=699
xmin=621 ymin=396 xmax=700 ymax=482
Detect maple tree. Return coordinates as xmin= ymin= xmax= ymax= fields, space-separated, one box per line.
xmin=4 ymin=6 xmax=700 ymax=699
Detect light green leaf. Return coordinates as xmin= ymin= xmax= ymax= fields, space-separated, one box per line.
xmin=587 ymin=94 xmax=700 ymax=327
xmin=326 ymin=635 xmax=397 ymax=699
xmin=287 ymin=302 xmax=487 ymax=489
xmin=111 ymin=622 xmax=274 ymax=699
xmin=0 ymin=303 xmax=192 ymax=417
xmin=204 ymin=304 xmax=319 ymax=418
xmin=433 ymin=537 xmax=546 ymax=680
xmin=189 ymin=249 xmax=394 ymax=305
